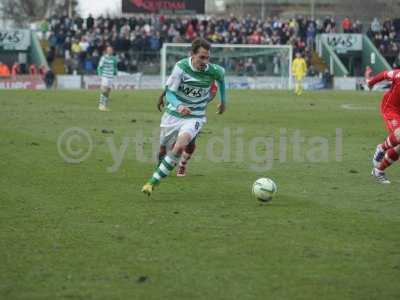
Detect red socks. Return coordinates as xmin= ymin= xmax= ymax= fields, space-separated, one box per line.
xmin=382 ymin=132 xmax=400 ymax=150
xmin=379 ymin=147 xmax=400 ymax=171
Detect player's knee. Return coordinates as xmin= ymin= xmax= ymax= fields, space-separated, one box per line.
xmin=394 ymin=128 xmax=400 ymax=140
xmin=177 ymin=132 xmax=192 ymax=144
xmin=172 ymin=145 xmax=184 ymax=156
xmin=173 ymin=138 xmax=190 ymax=155
xmin=173 ymin=142 xmax=186 ymax=152
xmin=184 ymin=143 xmax=196 ymax=154
xmin=394 ymin=145 xmax=400 ymax=154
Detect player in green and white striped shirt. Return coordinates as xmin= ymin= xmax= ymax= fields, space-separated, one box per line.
xmin=142 ymin=38 xmax=227 ymax=196
xmin=97 ymin=46 xmax=117 ymax=111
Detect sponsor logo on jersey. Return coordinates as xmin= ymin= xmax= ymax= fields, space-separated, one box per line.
xmin=179 ymin=83 xmax=207 ymax=98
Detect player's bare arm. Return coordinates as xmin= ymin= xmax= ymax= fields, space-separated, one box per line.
xmin=157 ymin=90 xmax=166 ymax=112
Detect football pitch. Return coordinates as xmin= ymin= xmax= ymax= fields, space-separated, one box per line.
xmin=1 ymin=89 xmax=400 ymax=299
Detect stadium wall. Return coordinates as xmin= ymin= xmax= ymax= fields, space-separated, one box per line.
xmin=0 ymin=75 xmax=360 ymax=91
xmin=29 ymin=31 xmax=48 ymax=69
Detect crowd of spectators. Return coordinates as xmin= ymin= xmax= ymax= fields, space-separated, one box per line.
xmin=367 ymin=17 xmax=400 ymax=67
xmin=0 ymin=61 xmax=55 ymax=88
xmin=1 ymin=14 xmax=397 ymax=89
xmin=40 ymin=14 xmax=349 ymax=76
xmin=37 ymin=14 xmax=400 ymax=76
xmin=0 ymin=62 xmax=47 ymax=78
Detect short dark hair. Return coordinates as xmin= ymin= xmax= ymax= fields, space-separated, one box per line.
xmin=191 ymin=38 xmax=210 ymax=54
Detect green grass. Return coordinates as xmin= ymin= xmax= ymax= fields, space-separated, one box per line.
xmin=1 ymin=89 xmax=400 ymax=300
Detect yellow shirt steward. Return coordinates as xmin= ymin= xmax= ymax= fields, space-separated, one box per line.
xmin=292 ymin=58 xmax=307 ymax=80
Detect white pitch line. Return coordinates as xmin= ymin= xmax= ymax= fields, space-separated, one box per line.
xmin=340 ymin=104 xmax=376 ymax=111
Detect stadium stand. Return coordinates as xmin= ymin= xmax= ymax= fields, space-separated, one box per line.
xmin=367 ymin=18 xmax=400 ymax=68
xmin=31 ymin=14 xmax=397 ymax=78
xmin=41 ymin=14 xmax=346 ymax=76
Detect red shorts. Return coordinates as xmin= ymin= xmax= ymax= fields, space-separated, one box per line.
xmin=382 ymin=111 xmax=400 ymax=132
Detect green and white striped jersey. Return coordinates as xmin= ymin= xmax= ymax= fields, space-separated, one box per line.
xmin=165 ymin=57 xmax=226 ymax=119
xmin=97 ymin=55 xmax=117 ymax=78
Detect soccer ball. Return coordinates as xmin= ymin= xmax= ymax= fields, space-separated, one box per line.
xmin=252 ymin=177 xmax=277 ymax=202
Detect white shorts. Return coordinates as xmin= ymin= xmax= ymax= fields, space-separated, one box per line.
xmin=101 ymin=77 xmax=114 ymax=89
xmin=159 ymin=113 xmax=205 ymax=147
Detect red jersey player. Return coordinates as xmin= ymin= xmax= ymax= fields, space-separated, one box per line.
xmin=156 ymin=81 xmax=218 ymax=176
xmin=367 ymin=69 xmax=400 ymax=183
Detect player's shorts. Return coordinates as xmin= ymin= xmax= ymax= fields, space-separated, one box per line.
xmin=159 ymin=112 xmax=205 ymax=147
xmin=382 ymin=111 xmax=400 ymax=132
xmin=101 ymin=77 xmax=114 ymax=89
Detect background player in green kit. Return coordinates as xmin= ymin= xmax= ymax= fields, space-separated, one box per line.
xmin=97 ymin=46 xmax=117 ymax=111
xmin=142 ymin=38 xmax=227 ymax=195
